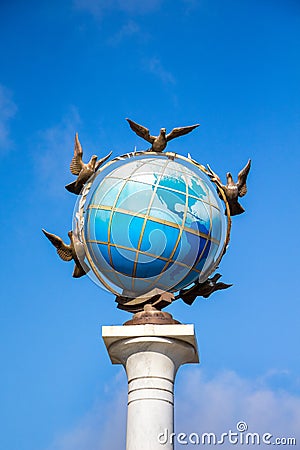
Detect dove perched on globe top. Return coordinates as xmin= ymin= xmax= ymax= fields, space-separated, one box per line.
xmin=126 ymin=118 xmax=200 ymax=152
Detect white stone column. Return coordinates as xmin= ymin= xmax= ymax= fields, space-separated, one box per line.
xmin=102 ymin=324 xmax=199 ymax=450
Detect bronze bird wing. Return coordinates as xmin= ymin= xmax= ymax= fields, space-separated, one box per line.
xmin=210 ymin=273 xmax=222 ymax=283
xmin=73 ymin=264 xmax=87 ymax=278
xmin=126 ymin=119 xmax=156 ymax=143
xmin=206 ymin=165 xmax=226 ymax=201
xmin=95 ymin=151 xmax=113 ymax=171
xmin=70 ymin=133 xmax=85 ymax=175
xmin=42 ymin=229 xmax=73 ymax=261
xmin=166 ymin=124 xmax=200 ymax=142
xmin=237 ymin=159 xmax=251 ymax=197
xmin=206 ymin=164 xmax=222 ymax=185
xmin=202 ymin=282 xmax=232 ymax=298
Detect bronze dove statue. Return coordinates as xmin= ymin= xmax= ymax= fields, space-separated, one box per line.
xmin=179 ymin=273 xmax=232 ymax=305
xmin=208 ymin=159 xmax=251 ymax=216
xmin=126 ymin=118 xmax=200 ymax=152
xmin=42 ymin=229 xmax=89 ymax=278
xmin=65 ymin=133 xmax=112 ymax=195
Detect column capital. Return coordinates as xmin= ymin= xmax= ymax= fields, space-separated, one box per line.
xmin=102 ymin=323 xmax=199 ymax=365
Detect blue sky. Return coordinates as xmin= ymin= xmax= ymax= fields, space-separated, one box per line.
xmin=0 ymin=0 xmax=300 ymax=449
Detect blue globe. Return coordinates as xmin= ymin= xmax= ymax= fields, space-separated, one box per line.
xmin=74 ymin=153 xmax=228 ymax=297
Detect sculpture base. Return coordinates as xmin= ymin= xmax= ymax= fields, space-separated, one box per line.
xmin=124 ymin=304 xmax=180 ymax=325
xmin=116 ymin=289 xmax=175 ymax=313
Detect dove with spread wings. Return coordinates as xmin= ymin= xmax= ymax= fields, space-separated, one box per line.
xmin=208 ymin=159 xmax=251 ymax=216
xmin=179 ymin=274 xmax=232 ymax=305
xmin=65 ymin=133 xmax=112 ymax=195
xmin=42 ymin=229 xmax=89 ymax=278
xmin=126 ymin=118 xmax=200 ymax=152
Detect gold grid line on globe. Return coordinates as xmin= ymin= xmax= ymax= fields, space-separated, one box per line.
xmin=144 ymin=168 xmax=190 ymax=292
xmin=196 ymin=190 xmax=214 ymax=271
xmin=106 ymin=175 xmax=221 ymax=212
xmin=88 ymin=204 xmax=220 ymax=245
xmin=84 ymin=210 xmax=119 ymax=293
xmin=127 ymin=158 xmax=198 ymax=179
xmin=106 ymin=159 xmax=152 ymax=290
xmin=87 ymin=240 xmax=202 ymax=275
xmin=131 ymin=159 xmax=171 ymax=288
xmin=179 ymin=177 xmax=214 ymax=284
xmin=146 ymin=169 xmax=213 ymax=290
xmin=84 ymin=172 xmax=127 ymax=292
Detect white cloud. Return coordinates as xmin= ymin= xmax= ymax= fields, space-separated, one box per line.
xmin=73 ymin=0 xmax=109 ymax=18
xmin=48 ymin=394 xmax=127 ymax=450
xmin=0 ymin=84 xmax=17 ymax=153
xmin=47 ymin=372 xmax=127 ymax=450
xmin=46 ymin=368 xmax=300 ymax=450
xmin=34 ymin=107 xmax=81 ymax=197
xmin=73 ymin=0 xmax=163 ymax=18
xmin=175 ymin=368 xmax=300 ymax=448
xmin=107 ymin=20 xmax=140 ymax=46
xmin=143 ymin=57 xmax=176 ymax=85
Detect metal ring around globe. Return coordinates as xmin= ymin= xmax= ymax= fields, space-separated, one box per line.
xmin=73 ymin=151 xmax=231 ymax=297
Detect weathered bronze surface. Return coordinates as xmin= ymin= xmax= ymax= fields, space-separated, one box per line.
xmin=116 ymin=288 xmax=175 ymax=313
xmin=126 ymin=118 xmax=199 ymax=152
xmin=124 ymin=304 xmax=180 ymax=325
xmin=42 ymin=229 xmax=89 ymax=278
xmin=207 ymin=159 xmax=251 ymax=216
xmin=179 ymin=273 xmax=232 ymax=305
xmin=65 ymin=133 xmax=112 ymax=195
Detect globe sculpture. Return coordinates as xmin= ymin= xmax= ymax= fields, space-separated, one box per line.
xmin=75 ymin=153 xmax=228 ymax=302
xmin=43 ymin=119 xmax=251 ymax=319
